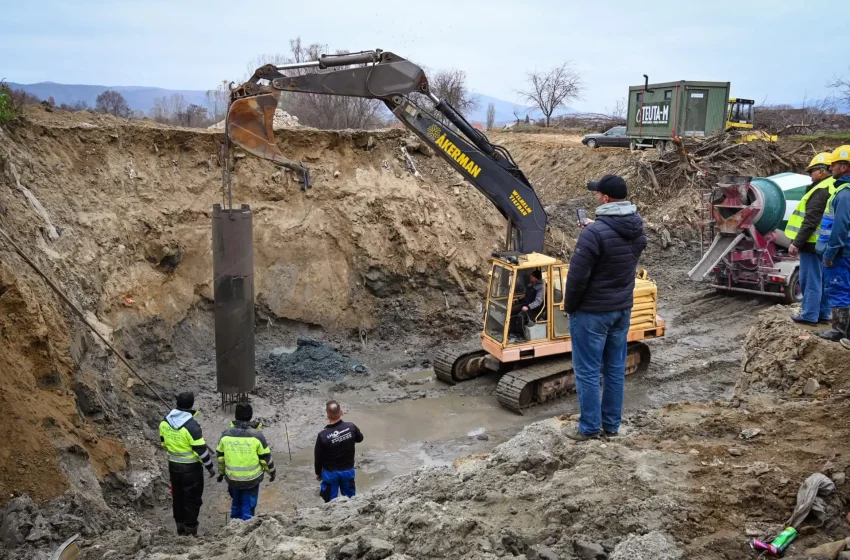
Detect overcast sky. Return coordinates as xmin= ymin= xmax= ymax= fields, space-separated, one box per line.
xmin=2 ymin=0 xmax=846 ymax=112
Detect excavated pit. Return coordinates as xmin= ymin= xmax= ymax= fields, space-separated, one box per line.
xmin=2 ymin=109 xmax=843 ymax=560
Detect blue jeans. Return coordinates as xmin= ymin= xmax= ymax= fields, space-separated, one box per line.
xmin=799 ymin=252 xmax=831 ymax=321
xmin=570 ymin=309 xmax=631 ymax=435
xmin=228 ymin=484 xmax=259 ymax=520
xmin=320 ymin=468 xmax=356 ymax=502
xmin=825 ymin=256 xmax=850 ymax=308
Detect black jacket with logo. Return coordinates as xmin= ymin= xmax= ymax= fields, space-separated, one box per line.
xmin=314 ymin=420 xmax=364 ymax=476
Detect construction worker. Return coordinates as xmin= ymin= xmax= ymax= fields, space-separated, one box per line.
xmin=158 ymin=392 xmax=216 ymax=536
xmin=314 ymin=400 xmax=363 ymax=502
xmin=785 ymin=152 xmax=836 ymax=325
xmin=563 ymin=175 xmax=647 ymax=441
xmin=816 ymin=145 xmax=850 ymax=341
xmin=216 ymin=402 xmax=276 ymax=521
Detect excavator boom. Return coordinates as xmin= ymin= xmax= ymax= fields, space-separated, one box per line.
xmin=226 ymin=49 xmax=547 ymax=254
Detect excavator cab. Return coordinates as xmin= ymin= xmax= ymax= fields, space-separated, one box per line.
xmin=726 ymin=98 xmax=755 ymax=130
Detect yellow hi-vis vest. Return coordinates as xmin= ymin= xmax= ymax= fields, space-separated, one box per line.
xmin=158 ymin=410 xmax=211 ymax=466
xmin=216 ymin=423 xmax=275 ymax=487
xmin=785 ymin=177 xmax=836 ymax=244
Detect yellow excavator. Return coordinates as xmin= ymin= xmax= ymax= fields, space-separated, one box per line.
xmin=727 ymin=97 xmax=777 ymax=142
xmin=226 ymin=49 xmax=665 ymax=413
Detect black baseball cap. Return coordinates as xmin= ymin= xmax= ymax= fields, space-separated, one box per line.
xmin=587 ymin=174 xmax=628 ymax=199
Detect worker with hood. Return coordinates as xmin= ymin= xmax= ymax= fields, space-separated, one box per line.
xmin=158 ymin=391 xmax=216 ymax=536
xmin=563 ymin=175 xmax=647 ymax=441
xmin=216 ymin=402 xmax=276 ymax=521
xmin=816 ymin=146 xmax=850 ymax=342
xmin=785 ymin=152 xmax=836 ymax=325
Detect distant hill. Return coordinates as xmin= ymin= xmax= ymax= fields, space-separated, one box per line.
xmin=6 ymin=82 xmax=209 ymax=112
xmin=7 ymin=81 xmax=575 ymax=125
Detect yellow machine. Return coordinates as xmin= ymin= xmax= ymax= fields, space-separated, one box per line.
xmin=225 ymin=49 xmax=666 ymax=413
xmin=434 ymin=253 xmax=665 ymax=412
xmin=727 ymin=98 xmax=777 ymax=142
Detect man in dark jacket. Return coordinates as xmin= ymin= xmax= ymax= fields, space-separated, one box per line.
xmin=564 ymin=175 xmax=647 ymax=441
xmin=158 ymin=392 xmax=216 ymax=535
xmin=314 ymin=400 xmax=363 ymax=502
xmin=785 ymin=152 xmax=835 ymax=325
xmin=509 ymin=269 xmax=545 ymax=336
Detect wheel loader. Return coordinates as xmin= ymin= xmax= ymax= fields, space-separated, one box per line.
xmin=225 ymin=49 xmax=665 ymax=413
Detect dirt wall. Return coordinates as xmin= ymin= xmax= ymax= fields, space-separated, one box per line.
xmin=0 ymin=107 xmax=503 ymax=505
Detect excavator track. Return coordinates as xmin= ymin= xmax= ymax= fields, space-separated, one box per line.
xmin=433 ymin=347 xmax=490 ymax=385
xmin=495 ymin=342 xmax=651 ymax=414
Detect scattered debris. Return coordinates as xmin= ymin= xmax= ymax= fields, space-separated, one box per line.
xmin=264 ymin=337 xmax=367 ymax=383
xmin=804 ymin=378 xmax=821 ymax=396
xmin=786 ymin=473 xmax=836 ymax=528
xmin=739 ymin=428 xmax=761 ymax=439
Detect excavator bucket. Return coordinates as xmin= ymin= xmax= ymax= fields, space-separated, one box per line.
xmin=227 ymin=91 xmax=311 ymax=186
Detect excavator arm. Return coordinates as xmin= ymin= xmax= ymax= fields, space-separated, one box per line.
xmin=227 ymin=49 xmax=547 ymax=254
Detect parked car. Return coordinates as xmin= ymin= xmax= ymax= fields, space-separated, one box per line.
xmin=581 ymin=126 xmax=630 ymax=148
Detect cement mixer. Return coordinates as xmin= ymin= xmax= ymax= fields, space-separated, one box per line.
xmin=689 ymin=172 xmax=811 ymax=303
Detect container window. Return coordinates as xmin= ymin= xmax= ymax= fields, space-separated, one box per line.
xmin=636 ymin=92 xmax=643 ymax=103
xmin=664 ymin=90 xmax=672 ymax=100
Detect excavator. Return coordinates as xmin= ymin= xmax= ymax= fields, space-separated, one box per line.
xmin=226 ymin=49 xmax=665 ymax=413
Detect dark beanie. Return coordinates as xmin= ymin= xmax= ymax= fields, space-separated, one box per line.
xmin=176 ymin=391 xmax=194 ymax=410
xmin=235 ymin=402 xmax=253 ymax=421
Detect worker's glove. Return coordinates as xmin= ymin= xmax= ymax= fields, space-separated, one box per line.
xmin=217 ymin=474 xmax=224 ymax=483
xmin=206 ymin=466 xmax=216 ymax=478
xmin=269 ymin=471 xmax=277 ymax=483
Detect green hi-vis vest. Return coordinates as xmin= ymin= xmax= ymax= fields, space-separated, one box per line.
xmin=217 ymin=424 xmax=273 ymax=485
xmin=785 ymin=177 xmax=836 ymax=244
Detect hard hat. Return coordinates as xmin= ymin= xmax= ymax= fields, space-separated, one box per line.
xmin=807 ymin=152 xmax=834 ymax=170
xmin=831 ymin=145 xmax=850 ymax=165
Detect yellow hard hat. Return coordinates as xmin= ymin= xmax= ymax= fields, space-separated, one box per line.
xmin=831 ymin=145 xmax=850 ymax=165
xmin=807 ymin=152 xmax=834 ymax=170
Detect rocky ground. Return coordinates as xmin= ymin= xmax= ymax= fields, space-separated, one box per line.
xmin=3 ymin=109 xmax=849 ymax=560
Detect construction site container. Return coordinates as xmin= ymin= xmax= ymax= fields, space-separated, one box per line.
xmin=626 ymin=80 xmax=730 ymax=149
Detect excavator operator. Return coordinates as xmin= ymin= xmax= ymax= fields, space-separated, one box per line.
xmin=510 ymin=269 xmax=544 ymax=336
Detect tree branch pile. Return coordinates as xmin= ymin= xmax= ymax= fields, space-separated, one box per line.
xmin=628 ymin=133 xmax=814 ymax=200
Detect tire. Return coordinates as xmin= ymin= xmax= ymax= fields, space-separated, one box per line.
xmin=783 ymin=268 xmax=802 ymax=305
xmin=587 ymin=139 xmax=598 ymax=149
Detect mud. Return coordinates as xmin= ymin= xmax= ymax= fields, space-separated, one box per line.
xmin=263 ymin=337 xmax=367 ymax=383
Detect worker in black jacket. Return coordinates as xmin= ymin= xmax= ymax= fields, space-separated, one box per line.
xmin=314 ymin=400 xmax=363 ymax=502
xmin=509 ymin=269 xmax=545 ymax=336
xmin=564 ymin=175 xmax=647 ymax=441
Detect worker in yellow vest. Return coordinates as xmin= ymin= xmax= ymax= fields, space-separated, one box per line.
xmin=216 ymin=403 xmax=276 ymax=520
xmin=158 ymin=392 xmax=216 ymax=536
xmin=785 ymin=152 xmax=836 ymax=325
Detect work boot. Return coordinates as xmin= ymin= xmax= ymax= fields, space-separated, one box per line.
xmin=816 ymin=307 xmax=850 ymax=341
xmin=841 ymin=338 xmax=850 ymax=351
xmin=562 ymin=427 xmax=600 ymax=441
xmin=791 ymin=314 xmax=819 ymax=326
xmin=184 ymin=525 xmax=198 ymax=537
xmin=175 ymin=523 xmax=186 ymax=536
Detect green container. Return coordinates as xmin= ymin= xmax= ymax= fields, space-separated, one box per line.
xmin=626 ymin=80 xmax=730 ymax=141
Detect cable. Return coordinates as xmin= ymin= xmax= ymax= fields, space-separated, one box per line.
xmin=0 ymin=226 xmax=171 ymax=409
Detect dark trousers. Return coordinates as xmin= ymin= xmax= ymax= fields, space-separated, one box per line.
xmin=169 ymin=464 xmax=204 ymax=529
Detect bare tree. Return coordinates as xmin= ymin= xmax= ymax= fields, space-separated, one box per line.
xmin=178 ymin=104 xmax=207 ymax=127
xmin=149 ymin=97 xmax=169 ymax=123
xmin=517 ymin=62 xmax=582 ymax=127
xmin=754 ymin=96 xmax=842 ymax=135
xmin=430 ymin=69 xmax=479 ymax=114
xmin=828 ymin=68 xmax=850 ymax=109
xmin=486 ymin=102 xmax=496 ymax=130
xmin=248 ymin=38 xmax=384 ymax=130
xmin=512 ymin=107 xmax=523 ymax=124
xmin=95 ymin=90 xmax=131 ymax=117
xmin=205 ymin=79 xmax=231 ymax=123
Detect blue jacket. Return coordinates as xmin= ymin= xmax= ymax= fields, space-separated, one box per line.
xmin=565 ymin=202 xmax=647 ymax=314
xmin=823 ymin=176 xmax=850 ymax=261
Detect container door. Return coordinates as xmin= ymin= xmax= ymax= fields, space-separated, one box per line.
xmin=685 ymin=89 xmax=708 ymax=137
